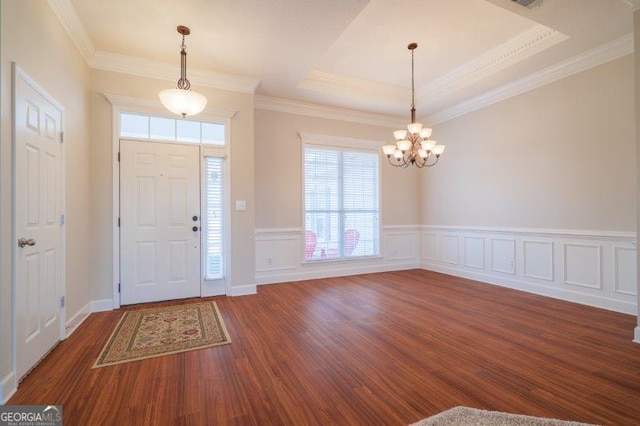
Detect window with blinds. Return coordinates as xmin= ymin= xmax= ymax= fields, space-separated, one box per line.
xmin=304 ymin=146 xmax=379 ymax=261
xmin=205 ymin=157 xmax=224 ymax=279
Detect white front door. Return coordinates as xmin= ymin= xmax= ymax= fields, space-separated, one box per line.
xmin=120 ymin=140 xmax=201 ymax=305
xmin=14 ymin=66 xmax=64 ymax=380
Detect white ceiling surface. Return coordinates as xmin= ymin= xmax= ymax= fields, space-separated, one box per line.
xmin=67 ymin=0 xmax=635 ymax=123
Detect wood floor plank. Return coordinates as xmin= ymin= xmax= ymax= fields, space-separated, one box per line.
xmin=8 ymin=270 xmax=640 ymax=425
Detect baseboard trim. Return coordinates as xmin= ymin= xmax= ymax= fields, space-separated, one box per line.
xmin=91 ymin=299 xmax=114 ymax=312
xmin=65 ymin=301 xmax=92 ymax=339
xmin=634 ymin=326 xmax=640 ymax=344
xmin=257 ymin=261 xmax=418 ymax=285
xmin=0 ymin=372 xmax=17 ymax=405
xmin=229 ymin=285 xmax=257 ymax=296
xmin=421 ymin=262 xmax=637 ymax=315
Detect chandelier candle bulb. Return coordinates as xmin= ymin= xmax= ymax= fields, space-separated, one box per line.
xmin=433 ymin=145 xmax=446 ymax=156
xmin=382 ymin=145 xmax=397 ymax=156
xmin=407 ymin=122 xmax=423 ymax=135
xmin=420 ymin=128 xmax=433 ymax=139
xmin=396 ymin=140 xmax=412 ymax=152
xmin=393 ymin=130 xmax=408 ymax=140
xmin=381 ymin=42 xmax=446 ymax=168
xmin=422 ymin=140 xmax=436 ymax=152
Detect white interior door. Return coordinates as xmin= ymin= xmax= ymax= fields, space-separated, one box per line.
xmin=14 ymin=66 xmax=64 ymax=380
xmin=120 ymin=140 xmax=201 ymax=305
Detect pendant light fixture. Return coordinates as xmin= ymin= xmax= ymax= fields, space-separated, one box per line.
xmin=159 ymin=25 xmax=207 ymax=118
xmin=382 ymin=43 xmax=445 ymax=168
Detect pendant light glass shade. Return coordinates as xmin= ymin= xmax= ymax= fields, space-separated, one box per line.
xmin=159 ymin=88 xmax=207 ymax=117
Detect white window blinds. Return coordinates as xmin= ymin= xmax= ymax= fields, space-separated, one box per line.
xmin=205 ymin=157 xmax=224 ymax=279
xmin=304 ymin=147 xmax=379 ymax=260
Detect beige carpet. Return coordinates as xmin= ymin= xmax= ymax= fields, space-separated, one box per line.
xmin=411 ymin=406 xmax=596 ymax=426
xmin=93 ymin=301 xmax=231 ymax=368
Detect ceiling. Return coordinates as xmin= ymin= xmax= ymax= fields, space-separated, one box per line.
xmin=58 ymin=0 xmax=637 ymax=123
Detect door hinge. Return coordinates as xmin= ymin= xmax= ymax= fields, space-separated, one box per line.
xmin=60 ymin=214 xmax=65 ymax=226
xmin=60 ymin=296 xmax=65 ymax=308
xmin=59 ymin=132 xmax=64 ymax=143
xmin=117 ymin=217 xmax=120 ymax=227
xmin=117 ymin=152 xmax=120 ymax=162
xmin=118 ymin=283 xmax=121 ymax=293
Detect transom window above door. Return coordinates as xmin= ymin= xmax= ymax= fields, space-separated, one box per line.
xmin=120 ymin=112 xmax=225 ymax=145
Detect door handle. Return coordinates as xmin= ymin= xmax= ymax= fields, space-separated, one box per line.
xmin=18 ymin=238 xmax=36 ymax=248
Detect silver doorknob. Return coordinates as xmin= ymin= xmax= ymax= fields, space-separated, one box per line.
xmin=17 ymin=238 xmax=36 ymax=248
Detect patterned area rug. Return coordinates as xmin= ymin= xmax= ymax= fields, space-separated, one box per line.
xmin=93 ymin=301 xmax=231 ymax=368
xmin=411 ymin=406 xmax=596 ymax=426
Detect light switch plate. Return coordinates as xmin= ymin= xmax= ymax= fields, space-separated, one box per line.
xmin=235 ymin=200 xmax=246 ymax=211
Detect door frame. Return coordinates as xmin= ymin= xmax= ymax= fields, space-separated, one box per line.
xmin=105 ymin=95 xmax=236 ymax=309
xmin=11 ymin=63 xmax=66 ymax=377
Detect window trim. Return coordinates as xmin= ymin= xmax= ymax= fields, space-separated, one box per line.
xmin=300 ymin=133 xmax=383 ymax=263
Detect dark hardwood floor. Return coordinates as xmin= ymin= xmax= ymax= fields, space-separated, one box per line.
xmin=9 ymin=270 xmax=640 ymax=425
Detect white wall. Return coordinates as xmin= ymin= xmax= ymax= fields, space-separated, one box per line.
xmin=421 ymin=55 xmax=637 ymax=317
xmin=0 ymin=0 xmax=92 ymax=402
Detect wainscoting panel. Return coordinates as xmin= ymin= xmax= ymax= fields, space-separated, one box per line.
xmin=255 ymin=232 xmax=299 ymax=273
xmin=563 ymin=243 xmax=602 ymax=289
xmin=464 ymin=237 xmax=485 ymax=269
xmin=255 ymin=226 xmax=420 ymax=285
xmin=491 ymin=238 xmax=516 ymax=274
xmin=614 ymin=246 xmax=637 ymax=296
xmin=386 ymin=232 xmax=418 ymax=261
xmin=440 ymin=235 xmax=459 ymax=265
xmin=422 ymin=233 xmax=438 ymax=261
xmin=523 ymin=240 xmax=554 ymax=281
xmin=420 ymin=226 xmax=637 ymax=315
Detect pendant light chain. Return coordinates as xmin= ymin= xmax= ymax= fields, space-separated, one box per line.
xmin=177 ymin=32 xmax=190 ymax=90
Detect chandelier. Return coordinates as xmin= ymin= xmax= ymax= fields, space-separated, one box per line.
xmin=382 ymin=43 xmax=445 ymax=168
xmin=159 ymin=26 xmax=208 ymax=118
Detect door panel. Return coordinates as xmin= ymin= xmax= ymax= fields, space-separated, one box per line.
xmin=120 ymin=140 xmax=201 ymax=305
xmin=15 ymin=68 xmax=63 ymax=380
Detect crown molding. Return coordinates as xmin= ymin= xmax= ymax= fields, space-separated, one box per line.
xmin=255 ymin=95 xmax=404 ymax=128
xmin=92 ymin=51 xmax=260 ymax=94
xmin=425 ymin=33 xmax=633 ymax=125
xmin=418 ymin=25 xmax=568 ymax=101
xmin=298 ymin=70 xmax=407 ymax=106
xmin=47 ymin=0 xmax=260 ymax=94
xmin=299 ymin=132 xmax=384 ymax=151
xmin=104 ymin=94 xmax=237 ymax=119
xmin=47 ymin=0 xmax=95 ymax=63
xmin=622 ymin=0 xmax=640 ymax=12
